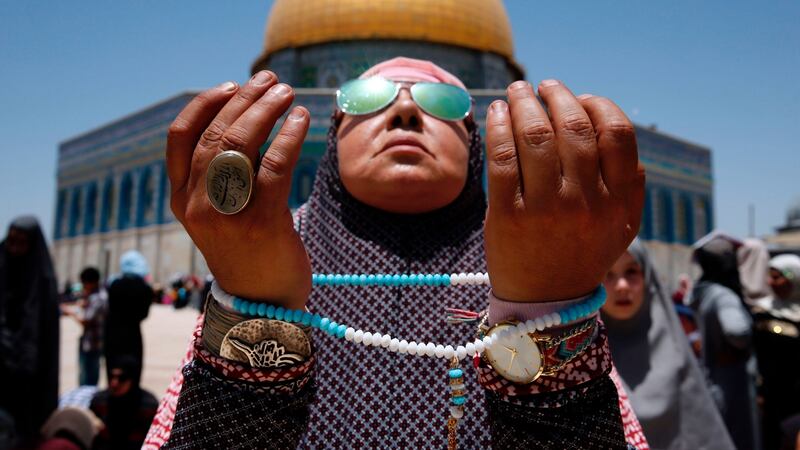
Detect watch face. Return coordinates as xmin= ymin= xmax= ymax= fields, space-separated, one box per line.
xmin=483 ymin=323 xmax=543 ymax=384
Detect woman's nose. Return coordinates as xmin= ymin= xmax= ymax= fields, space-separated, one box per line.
xmin=615 ymin=277 xmax=630 ymax=293
xmin=386 ymin=89 xmax=423 ymax=131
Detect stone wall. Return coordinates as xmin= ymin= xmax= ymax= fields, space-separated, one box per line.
xmin=52 ymin=222 xmax=201 ymax=286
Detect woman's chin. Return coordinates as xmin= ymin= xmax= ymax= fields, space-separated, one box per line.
xmin=357 ymin=186 xmax=459 ymax=214
xmin=345 ymin=170 xmax=464 ymax=214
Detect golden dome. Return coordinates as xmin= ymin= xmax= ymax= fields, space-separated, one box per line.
xmin=258 ymin=0 xmax=515 ymax=60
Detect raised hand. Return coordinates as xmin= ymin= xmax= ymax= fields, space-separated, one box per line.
xmin=484 ymin=80 xmax=645 ymax=302
xmin=166 ymin=71 xmax=312 ymax=310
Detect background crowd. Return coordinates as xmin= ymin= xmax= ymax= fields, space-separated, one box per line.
xmin=602 ymin=234 xmax=800 ymax=450
xmin=0 ymin=216 xmax=207 ymax=450
xmin=1 ymin=213 xmax=799 ymax=449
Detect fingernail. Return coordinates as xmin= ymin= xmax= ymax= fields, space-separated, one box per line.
xmin=540 ymin=79 xmax=561 ymax=88
xmin=509 ymin=80 xmax=529 ymax=91
xmin=271 ymin=83 xmax=291 ymax=96
xmin=577 ymin=94 xmax=594 ymax=100
xmin=250 ymin=71 xmax=273 ymax=86
xmin=490 ymin=100 xmax=508 ymax=113
xmin=217 ymin=81 xmax=237 ymax=92
xmin=288 ymin=108 xmax=305 ymax=120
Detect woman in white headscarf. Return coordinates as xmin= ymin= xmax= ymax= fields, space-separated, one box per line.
xmin=751 ymin=254 xmax=800 ymax=450
xmin=602 ymin=239 xmax=734 ymax=449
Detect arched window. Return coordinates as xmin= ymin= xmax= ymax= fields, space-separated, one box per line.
xmin=157 ymin=163 xmax=167 ymax=224
xmin=68 ymin=187 xmax=83 ymax=237
xmin=694 ymin=197 xmax=709 ymax=241
xmin=100 ymin=178 xmax=115 ymax=232
xmin=675 ymin=193 xmax=687 ymax=244
xmin=681 ymin=194 xmax=694 ymax=244
xmin=136 ymin=167 xmax=155 ymax=227
xmin=651 ymin=188 xmax=675 ymax=243
xmin=640 ymin=187 xmax=653 ymax=240
xmin=83 ymin=183 xmax=98 ymax=235
xmin=54 ymin=189 xmax=67 ymax=240
xmin=659 ymin=190 xmax=675 ymax=243
xmin=118 ymin=173 xmax=133 ymax=230
xmin=704 ymin=197 xmax=714 ymax=233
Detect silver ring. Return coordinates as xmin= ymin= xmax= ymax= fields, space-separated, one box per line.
xmin=206 ymin=151 xmax=254 ymax=215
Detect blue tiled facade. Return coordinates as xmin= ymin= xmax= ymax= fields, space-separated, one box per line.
xmin=54 ymin=94 xmax=191 ymax=240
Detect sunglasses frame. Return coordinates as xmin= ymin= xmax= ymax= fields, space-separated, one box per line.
xmin=336 ymin=77 xmax=474 ymax=122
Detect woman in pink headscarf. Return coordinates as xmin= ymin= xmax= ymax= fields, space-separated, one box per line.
xmin=146 ymin=57 xmax=647 ymax=449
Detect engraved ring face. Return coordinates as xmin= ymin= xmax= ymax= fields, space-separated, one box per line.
xmin=206 ymin=151 xmax=254 ymax=215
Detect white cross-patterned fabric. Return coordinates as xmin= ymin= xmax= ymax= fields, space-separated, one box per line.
xmin=294 ymin=116 xmax=492 ymax=448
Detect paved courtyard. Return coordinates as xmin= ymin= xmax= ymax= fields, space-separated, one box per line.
xmin=59 ymin=304 xmax=200 ymax=398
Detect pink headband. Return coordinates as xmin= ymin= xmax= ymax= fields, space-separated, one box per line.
xmin=359 ymin=57 xmax=467 ymax=90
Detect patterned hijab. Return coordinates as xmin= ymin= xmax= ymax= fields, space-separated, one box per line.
xmin=603 ymin=240 xmax=734 ymax=450
xmin=292 ymin=58 xmax=492 ymax=448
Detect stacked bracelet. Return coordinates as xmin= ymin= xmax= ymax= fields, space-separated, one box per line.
xmin=490 ymin=287 xmax=607 ymax=342
xmin=209 ymin=276 xmax=605 ymax=450
xmin=210 ymin=280 xmax=606 ymax=360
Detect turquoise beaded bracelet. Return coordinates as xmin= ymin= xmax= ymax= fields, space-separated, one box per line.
xmin=210 ymin=279 xmax=606 ymax=360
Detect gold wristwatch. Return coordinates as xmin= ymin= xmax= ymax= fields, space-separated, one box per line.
xmin=479 ymin=316 xmax=597 ymax=384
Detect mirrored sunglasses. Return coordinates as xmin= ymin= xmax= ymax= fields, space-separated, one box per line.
xmin=336 ymin=77 xmax=472 ymax=121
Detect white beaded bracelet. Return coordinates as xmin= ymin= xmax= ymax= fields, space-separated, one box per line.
xmin=210 ymin=280 xmax=604 ymax=361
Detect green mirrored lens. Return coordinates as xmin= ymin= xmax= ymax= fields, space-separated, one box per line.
xmin=336 ymin=78 xmax=398 ymax=115
xmin=410 ymin=83 xmax=472 ymax=120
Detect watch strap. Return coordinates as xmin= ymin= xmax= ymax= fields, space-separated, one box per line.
xmin=475 ymin=322 xmax=612 ymax=396
xmin=538 ymin=316 xmax=598 ymax=376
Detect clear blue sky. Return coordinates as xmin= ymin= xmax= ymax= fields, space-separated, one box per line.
xmin=1 ymin=0 xmax=798 ymax=241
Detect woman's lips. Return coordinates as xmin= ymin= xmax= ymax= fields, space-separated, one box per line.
xmin=380 ymin=137 xmax=431 ymax=156
xmin=615 ymin=298 xmax=633 ymax=307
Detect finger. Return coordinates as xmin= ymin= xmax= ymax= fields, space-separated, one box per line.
xmin=506 ymin=81 xmax=561 ymax=202
xmin=485 ymin=100 xmax=521 ymax=212
xmin=166 ymin=82 xmax=238 ymax=214
xmin=193 ymin=70 xmax=278 ymax=163
xmin=537 ymin=80 xmax=599 ymax=189
xmin=577 ymin=95 xmax=638 ymax=197
xmin=222 ymin=83 xmax=295 ymax=167
xmin=255 ymin=106 xmax=310 ymax=206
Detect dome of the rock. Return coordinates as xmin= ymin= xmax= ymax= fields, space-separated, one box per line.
xmin=251 ymin=0 xmax=523 ymax=89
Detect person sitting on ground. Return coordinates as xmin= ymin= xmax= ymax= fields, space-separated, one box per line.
xmin=90 ymin=355 xmax=158 ymax=450
xmin=36 ymin=407 xmax=102 ymax=450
